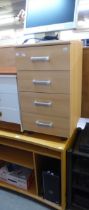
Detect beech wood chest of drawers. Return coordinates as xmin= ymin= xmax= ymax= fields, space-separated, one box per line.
xmin=16 ymin=41 xmax=82 ymax=138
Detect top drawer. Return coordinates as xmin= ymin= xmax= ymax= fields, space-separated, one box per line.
xmin=16 ymin=44 xmax=70 ymax=71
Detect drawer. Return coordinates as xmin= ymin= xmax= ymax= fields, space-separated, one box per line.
xmin=19 ymin=92 xmax=70 ymax=118
xmin=21 ymin=112 xmax=69 ymax=137
xmin=17 ymin=70 xmax=70 ymax=94
xmin=16 ymin=44 xmax=70 ymax=71
xmin=0 ymin=76 xmax=17 ymax=93
xmin=0 ymin=108 xmax=20 ymax=123
xmin=0 ymin=93 xmax=19 ymax=110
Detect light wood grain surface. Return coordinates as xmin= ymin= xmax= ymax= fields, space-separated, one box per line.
xmin=82 ymin=47 xmax=89 ymax=117
xmin=0 ymin=129 xmax=67 ymax=151
xmin=16 ymin=41 xmax=82 ymax=138
xmin=0 ymin=47 xmax=16 ymax=73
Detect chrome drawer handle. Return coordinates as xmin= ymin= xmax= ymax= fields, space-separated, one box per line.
xmin=35 ymin=120 xmax=53 ymax=128
xmin=34 ymin=101 xmax=52 ymax=107
xmin=30 ymin=56 xmax=50 ymax=61
xmin=32 ymin=80 xmax=51 ymax=85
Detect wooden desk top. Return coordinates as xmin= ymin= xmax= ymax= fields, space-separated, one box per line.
xmin=0 ymin=68 xmax=16 ymax=74
xmin=0 ymin=130 xmax=70 ymax=152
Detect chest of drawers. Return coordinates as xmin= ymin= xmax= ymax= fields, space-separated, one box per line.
xmin=16 ymin=41 xmax=82 ymax=138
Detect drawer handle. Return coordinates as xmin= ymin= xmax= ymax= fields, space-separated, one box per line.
xmin=30 ymin=56 xmax=50 ymax=61
xmin=34 ymin=101 xmax=52 ymax=107
xmin=32 ymin=79 xmax=51 ymax=85
xmin=0 ymin=112 xmax=2 ymax=117
xmin=35 ymin=120 xmax=53 ymax=128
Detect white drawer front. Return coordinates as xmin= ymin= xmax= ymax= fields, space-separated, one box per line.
xmin=0 ymin=108 xmax=20 ymax=123
xmin=0 ymin=76 xmax=17 ymax=93
xmin=0 ymin=93 xmax=19 ymax=110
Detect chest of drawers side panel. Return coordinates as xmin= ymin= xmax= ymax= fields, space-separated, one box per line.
xmin=69 ymin=41 xmax=82 ymax=135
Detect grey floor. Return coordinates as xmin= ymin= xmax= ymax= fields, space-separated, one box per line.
xmin=0 ymin=188 xmax=52 ymax=210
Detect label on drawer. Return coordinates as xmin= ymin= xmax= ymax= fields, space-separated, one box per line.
xmin=63 ymin=47 xmax=68 ymax=52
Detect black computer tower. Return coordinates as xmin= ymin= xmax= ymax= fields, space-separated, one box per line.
xmin=42 ymin=171 xmax=61 ymax=204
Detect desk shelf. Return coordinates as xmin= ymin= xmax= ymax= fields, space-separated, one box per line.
xmin=0 ymin=129 xmax=72 ymax=210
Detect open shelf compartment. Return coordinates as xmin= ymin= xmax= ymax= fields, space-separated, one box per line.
xmin=34 ymin=153 xmax=61 ymax=205
xmin=0 ymin=144 xmax=34 ymax=169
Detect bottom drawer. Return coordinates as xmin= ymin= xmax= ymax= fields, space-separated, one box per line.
xmin=21 ymin=112 xmax=70 ymax=138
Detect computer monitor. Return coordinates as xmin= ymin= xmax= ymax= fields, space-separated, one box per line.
xmin=24 ymin=0 xmax=79 ymax=35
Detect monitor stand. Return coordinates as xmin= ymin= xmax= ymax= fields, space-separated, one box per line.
xmin=34 ymin=31 xmax=59 ymax=42
xmin=42 ymin=32 xmax=59 ymax=41
xmin=23 ymin=32 xmax=59 ymax=44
